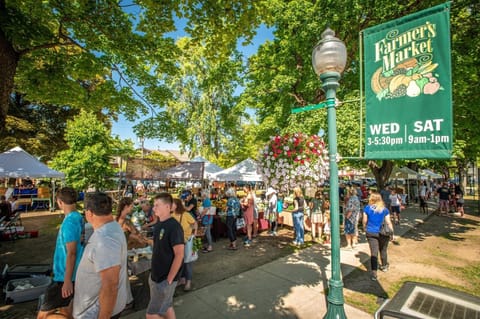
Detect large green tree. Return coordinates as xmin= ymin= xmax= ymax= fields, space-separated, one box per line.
xmin=240 ymin=0 xmax=479 ymax=188
xmin=51 ymin=110 xmax=119 ymax=191
xmin=0 ymin=0 xmax=168 ymax=131
xmin=2 ymin=0 xmax=478 ymax=177
xmin=135 ymin=37 xmax=246 ymax=162
xmin=2 ymin=93 xmax=78 ymax=160
xmin=0 ymin=0 xmax=266 ymax=133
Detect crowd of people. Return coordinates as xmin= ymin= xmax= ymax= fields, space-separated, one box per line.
xmin=35 ymin=188 xmax=190 ymax=319
xmin=362 ymin=180 xmax=466 ymax=282
xmin=25 ymin=176 xmax=469 ymax=318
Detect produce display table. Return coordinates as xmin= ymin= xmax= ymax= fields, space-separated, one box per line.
xmin=128 ymin=258 xmax=151 ymax=276
xmin=13 ymin=198 xmax=31 ymax=212
xmin=13 ymin=188 xmax=38 ymax=198
xmin=31 ymin=198 xmax=51 ymax=210
xmin=212 ymin=215 xmax=228 ymax=241
xmin=127 ymin=247 xmax=152 ymax=276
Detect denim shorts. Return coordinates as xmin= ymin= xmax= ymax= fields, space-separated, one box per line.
xmin=146 ymin=277 xmax=177 ymax=315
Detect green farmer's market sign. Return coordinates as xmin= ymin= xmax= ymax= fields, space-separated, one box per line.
xmin=363 ymin=2 xmax=453 ymax=159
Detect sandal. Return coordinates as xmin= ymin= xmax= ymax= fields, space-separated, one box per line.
xmin=228 ymin=246 xmax=238 ymax=250
xmin=202 ymin=248 xmax=212 ymax=253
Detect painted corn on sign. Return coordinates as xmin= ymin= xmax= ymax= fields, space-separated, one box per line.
xmin=363 ymin=2 xmax=452 ymax=159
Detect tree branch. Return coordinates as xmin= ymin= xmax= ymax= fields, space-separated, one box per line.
xmin=17 ymin=23 xmax=85 ymax=56
xmin=111 ymin=64 xmax=158 ymax=116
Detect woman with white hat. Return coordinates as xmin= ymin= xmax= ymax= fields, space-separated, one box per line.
xmin=265 ymin=187 xmax=278 ymax=236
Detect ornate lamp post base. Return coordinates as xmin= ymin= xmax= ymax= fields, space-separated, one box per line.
xmin=323 ymin=278 xmax=347 ymax=319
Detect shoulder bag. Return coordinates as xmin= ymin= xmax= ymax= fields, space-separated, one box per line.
xmin=379 ymin=216 xmax=393 ymax=236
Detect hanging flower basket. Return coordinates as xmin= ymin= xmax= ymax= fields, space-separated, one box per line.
xmin=257 ymin=133 xmax=329 ymax=192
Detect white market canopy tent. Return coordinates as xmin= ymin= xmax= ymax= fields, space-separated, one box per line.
xmin=0 ymin=147 xmax=65 ymax=179
xmin=155 ymin=161 xmax=204 ymax=180
xmin=212 ymin=158 xmax=262 ymax=182
xmin=191 ymin=156 xmax=224 ymax=179
xmin=365 ymin=166 xmax=420 ymax=180
xmin=391 ymin=166 xmax=420 ymax=180
xmin=0 ymin=147 xmax=64 ymax=210
xmin=420 ymin=169 xmax=443 ymax=179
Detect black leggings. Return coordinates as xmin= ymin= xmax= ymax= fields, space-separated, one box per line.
xmin=366 ymin=233 xmax=390 ymax=271
xmin=226 ymin=216 xmax=237 ymax=242
xmin=270 ymin=221 xmax=277 ymax=232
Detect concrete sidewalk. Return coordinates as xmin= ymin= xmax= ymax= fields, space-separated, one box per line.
xmin=124 ymin=203 xmax=432 ymax=318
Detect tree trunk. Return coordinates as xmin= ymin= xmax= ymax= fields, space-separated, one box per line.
xmin=368 ymin=160 xmax=394 ymax=191
xmin=456 ymin=159 xmax=468 ymax=192
xmin=0 ymin=17 xmax=19 ymax=133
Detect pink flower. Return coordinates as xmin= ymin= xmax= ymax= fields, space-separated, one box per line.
xmin=257 ymin=132 xmax=329 ymax=192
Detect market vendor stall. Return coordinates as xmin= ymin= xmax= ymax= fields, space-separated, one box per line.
xmin=127 ymin=247 xmax=152 ymax=276
xmin=0 ymin=147 xmax=64 ymax=211
xmin=211 ymin=158 xmax=262 ymax=182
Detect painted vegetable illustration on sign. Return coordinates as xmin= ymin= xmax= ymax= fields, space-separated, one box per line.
xmin=371 ymin=58 xmax=443 ymax=100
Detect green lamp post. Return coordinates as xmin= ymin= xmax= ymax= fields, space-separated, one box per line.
xmin=312 ymin=27 xmax=348 ymax=319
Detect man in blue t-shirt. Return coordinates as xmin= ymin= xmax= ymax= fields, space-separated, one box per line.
xmin=37 ymin=187 xmax=84 ymax=319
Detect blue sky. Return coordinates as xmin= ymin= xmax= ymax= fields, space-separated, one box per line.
xmin=111 ymin=24 xmax=274 ymax=151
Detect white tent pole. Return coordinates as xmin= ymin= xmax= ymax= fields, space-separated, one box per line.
xmin=407 ymin=180 xmax=410 ymax=205
xmin=51 ymin=179 xmax=56 ymax=212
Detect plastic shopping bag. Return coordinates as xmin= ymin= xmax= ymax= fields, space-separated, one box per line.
xmin=184 ymin=235 xmax=198 ymax=263
xmin=236 ymin=217 xmax=246 ymax=229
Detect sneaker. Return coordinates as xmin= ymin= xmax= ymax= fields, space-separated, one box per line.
xmin=244 ymin=240 xmax=252 ymax=247
xmin=371 ymin=275 xmax=378 ymax=281
xmin=292 ymin=241 xmax=299 ymax=246
xmin=380 ymin=264 xmax=389 ymax=272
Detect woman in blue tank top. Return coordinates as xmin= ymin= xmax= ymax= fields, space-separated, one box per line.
xmin=362 ymin=192 xmax=394 ymax=281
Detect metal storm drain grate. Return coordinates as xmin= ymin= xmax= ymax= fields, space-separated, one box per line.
xmin=401 ymin=286 xmax=480 ymax=319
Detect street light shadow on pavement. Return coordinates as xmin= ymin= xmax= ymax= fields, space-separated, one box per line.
xmin=171 ymin=252 xmax=333 ymax=318
xmin=342 ymin=250 xmax=390 ymax=301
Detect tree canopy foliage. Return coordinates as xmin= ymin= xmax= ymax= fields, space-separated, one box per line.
xmin=135 ymin=37 xmax=245 ymax=160
xmin=239 ymin=0 xmax=479 ymax=186
xmin=50 ymin=110 xmax=124 ymax=191
xmin=0 ymin=0 xmax=267 ymax=126
xmin=2 ymin=93 xmax=78 ymax=161
xmin=1 ymin=0 xmax=479 ymax=186
xmin=0 ymin=0 xmax=267 ymax=164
